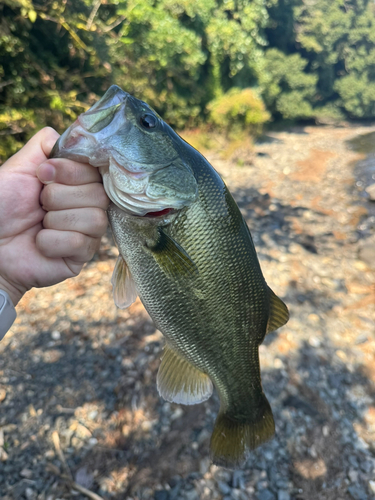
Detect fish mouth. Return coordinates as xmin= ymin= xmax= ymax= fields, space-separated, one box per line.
xmin=50 ymin=87 xmax=129 ymax=165
xmin=136 ymin=207 xmax=177 ymax=218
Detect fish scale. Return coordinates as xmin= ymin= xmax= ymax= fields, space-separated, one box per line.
xmin=50 ymin=85 xmax=289 ymax=468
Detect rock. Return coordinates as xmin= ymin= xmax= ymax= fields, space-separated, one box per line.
xmin=277 ymin=491 xmax=290 ymax=500
xmin=51 ymin=330 xmax=61 ymax=340
xmin=257 ymin=490 xmax=276 ymax=500
xmin=20 ymin=469 xmax=33 ymax=479
xmin=155 ymin=490 xmax=170 ymax=500
xmin=199 ymin=457 xmax=210 ymax=475
xmin=348 ymin=485 xmax=368 ymax=500
xmin=365 ymin=183 xmax=375 ymax=200
xmin=257 ymin=481 xmax=269 ymax=491
xmin=348 ymin=456 xmax=359 ymax=468
xmin=231 ymin=489 xmax=248 ymax=500
xmin=184 ymin=490 xmax=199 ymax=500
xmin=358 ymin=238 xmax=375 ymax=268
xmin=232 ymin=470 xmax=245 ymax=489
xmin=170 ymin=484 xmax=182 ymax=500
xmin=197 ymin=429 xmax=211 ymax=444
xmin=218 ymin=481 xmax=231 ymax=495
xmin=88 ymin=410 xmax=98 ymax=420
xmin=75 ymin=467 xmax=94 ymax=489
xmin=0 ymin=387 xmax=6 ymax=402
xmin=360 ymin=460 xmax=374 ymax=473
xmin=264 ymin=450 xmax=274 ymax=461
xmin=25 ymin=488 xmax=36 ymax=500
xmin=348 ymin=469 xmax=359 ymax=483
xmin=369 ymin=481 xmax=375 ymax=495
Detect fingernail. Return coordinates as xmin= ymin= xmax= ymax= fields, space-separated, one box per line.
xmin=37 ymin=162 xmax=56 ymax=184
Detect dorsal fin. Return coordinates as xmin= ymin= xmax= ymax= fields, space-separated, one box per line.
xmin=266 ymin=287 xmax=289 ymax=334
xmin=111 ymin=255 xmax=138 ymax=309
xmin=157 ymin=344 xmax=213 ymax=405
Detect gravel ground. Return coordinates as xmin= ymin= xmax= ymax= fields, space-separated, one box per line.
xmin=0 ymin=124 xmax=374 ymax=500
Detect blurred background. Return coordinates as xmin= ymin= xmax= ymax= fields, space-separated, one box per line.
xmin=1 ymin=1 xmax=375 ymax=500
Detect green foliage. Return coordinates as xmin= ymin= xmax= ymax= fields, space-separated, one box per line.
xmin=335 ymin=75 xmax=375 ymax=118
xmin=208 ymin=88 xmax=270 ymax=136
xmin=109 ymin=0 xmax=268 ymax=128
xmin=259 ymin=49 xmax=317 ymax=119
xmin=1 ymin=0 xmax=375 ymax=161
xmin=295 ymin=0 xmax=375 ymax=117
xmin=0 ymin=0 xmax=112 ymax=162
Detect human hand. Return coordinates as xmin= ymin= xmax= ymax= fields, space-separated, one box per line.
xmin=0 ymin=127 xmax=109 ymax=306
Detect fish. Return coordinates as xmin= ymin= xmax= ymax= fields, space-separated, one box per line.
xmin=50 ymin=85 xmax=289 ymax=468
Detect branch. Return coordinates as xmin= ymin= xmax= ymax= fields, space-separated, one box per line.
xmin=46 ymin=463 xmax=104 ymax=500
xmin=39 ymin=13 xmax=90 ymax=51
xmin=50 ymin=431 xmax=104 ymax=500
xmin=52 ymin=430 xmax=73 ymax=482
xmin=0 ymin=80 xmax=14 ymax=90
xmin=103 ymin=15 xmax=126 ymax=33
xmin=86 ymin=0 xmax=102 ymax=30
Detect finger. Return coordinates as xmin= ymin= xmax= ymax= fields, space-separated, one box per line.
xmin=43 ymin=208 xmax=108 ymax=238
xmin=7 ymin=128 xmax=60 ymax=171
xmin=36 ymin=229 xmax=101 ymax=263
xmin=41 ymin=183 xmax=109 ymax=211
xmin=37 ymin=158 xmax=102 ymax=186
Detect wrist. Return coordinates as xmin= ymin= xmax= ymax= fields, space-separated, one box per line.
xmin=0 ymin=276 xmax=25 ymax=306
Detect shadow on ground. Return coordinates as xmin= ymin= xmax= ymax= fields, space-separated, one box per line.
xmin=1 ymin=322 xmax=374 ymax=499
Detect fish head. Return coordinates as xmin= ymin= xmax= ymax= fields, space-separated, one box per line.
xmin=50 ymin=85 xmax=198 ymax=216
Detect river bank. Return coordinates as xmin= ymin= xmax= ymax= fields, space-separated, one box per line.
xmin=0 ymin=124 xmax=374 ymax=500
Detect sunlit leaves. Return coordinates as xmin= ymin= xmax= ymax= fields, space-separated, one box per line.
xmin=296 ymin=0 xmax=375 ymax=117
xmin=259 ymin=49 xmax=317 ymax=119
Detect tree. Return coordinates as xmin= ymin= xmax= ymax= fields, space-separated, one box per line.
xmin=295 ymin=0 xmax=375 ymax=118
xmin=259 ymin=49 xmax=317 ymax=119
xmin=0 ymin=0 xmax=113 ymax=161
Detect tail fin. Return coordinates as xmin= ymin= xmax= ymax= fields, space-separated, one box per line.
xmin=210 ymin=394 xmax=275 ymax=468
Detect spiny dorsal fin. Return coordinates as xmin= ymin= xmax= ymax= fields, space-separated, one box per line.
xmin=266 ymin=286 xmax=289 ymax=334
xmin=148 ymin=228 xmax=198 ymax=280
xmin=111 ymin=255 xmax=138 ymax=309
xmin=157 ymin=344 xmax=213 ymax=405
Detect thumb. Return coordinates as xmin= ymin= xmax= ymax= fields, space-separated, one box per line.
xmin=5 ymin=127 xmax=60 ymax=174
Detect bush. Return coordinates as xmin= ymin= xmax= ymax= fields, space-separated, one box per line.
xmin=207 ymin=88 xmax=270 ymax=137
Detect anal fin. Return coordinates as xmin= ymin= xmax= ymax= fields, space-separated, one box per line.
xmin=157 ymin=344 xmax=213 ymax=405
xmin=111 ymin=255 xmax=138 ymax=309
xmin=266 ymin=286 xmax=289 ymax=334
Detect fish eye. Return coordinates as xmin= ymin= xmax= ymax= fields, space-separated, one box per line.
xmin=140 ymin=113 xmax=157 ymax=129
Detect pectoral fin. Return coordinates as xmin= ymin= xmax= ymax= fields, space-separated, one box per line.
xmin=148 ymin=228 xmax=198 ymax=279
xmin=111 ymin=255 xmax=138 ymax=309
xmin=157 ymin=344 xmax=213 ymax=405
xmin=266 ymin=287 xmax=289 ymax=334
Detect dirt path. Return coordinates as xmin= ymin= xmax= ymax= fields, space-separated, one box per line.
xmin=1 ymin=125 xmax=374 ymax=500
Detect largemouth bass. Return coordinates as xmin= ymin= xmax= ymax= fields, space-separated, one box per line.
xmin=50 ymin=85 xmax=289 ymax=468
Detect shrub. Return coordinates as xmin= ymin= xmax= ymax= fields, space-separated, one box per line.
xmin=207 ymin=88 xmax=270 ymax=137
